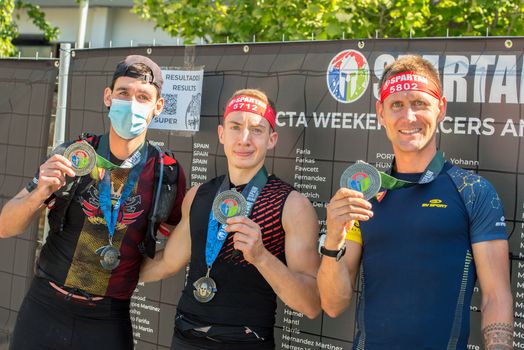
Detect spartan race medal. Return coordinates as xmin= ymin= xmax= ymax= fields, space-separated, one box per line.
xmin=64 ymin=141 xmax=96 ymax=177
xmin=193 ymin=269 xmax=217 ymax=303
xmin=95 ymin=245 xmax=120 ymax=270
xmin=340 ymin=161 xmax=381 ymax=200
xmin=212 ymin=189 xmax=248 ymax=225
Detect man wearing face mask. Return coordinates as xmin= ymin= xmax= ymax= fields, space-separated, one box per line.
xmin=0 ymin=55 xmax=186 ymax=350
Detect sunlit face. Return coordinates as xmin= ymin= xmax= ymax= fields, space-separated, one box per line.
xmin=103 ymin=76 xmax=164 ymax=124
xmin=376 ymin=89 xmax=446 ymax=158
xmin=218 ymin=111 xmax=278 ymax=171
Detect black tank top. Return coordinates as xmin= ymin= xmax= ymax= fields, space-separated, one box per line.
xmin=177 ymin=174 xmax=293 ymax=327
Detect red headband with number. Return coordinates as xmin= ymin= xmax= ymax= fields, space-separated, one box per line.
xmin=224 ymin=95 xmax=276 ymax=130
xmin=380 ymin=71 xmax=441 ymax=102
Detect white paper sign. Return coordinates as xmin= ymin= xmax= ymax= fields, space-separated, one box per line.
xmin=149 ymin=69 xmax=204 ymax=131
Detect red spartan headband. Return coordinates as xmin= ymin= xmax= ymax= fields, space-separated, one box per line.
xmin=224 ymin=95 xmax=276 ymax=130
xmin=380 ymin=71 xmax=441 ymax=103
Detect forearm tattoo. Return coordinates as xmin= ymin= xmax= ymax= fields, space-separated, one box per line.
xmin=482 ymin=323 xmax=513 ymax=350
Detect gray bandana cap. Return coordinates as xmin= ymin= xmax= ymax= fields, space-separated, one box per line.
xmin=113 ymin=55 xmax=163 ymax=91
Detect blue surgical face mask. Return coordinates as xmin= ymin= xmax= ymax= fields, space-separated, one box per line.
xmin=108 ymin=98 xmax=154 ymax=139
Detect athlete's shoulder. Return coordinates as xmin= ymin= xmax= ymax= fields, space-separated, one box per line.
xmin=445 ymin=163 xmax=502 ymax=210
xmin=197 ymin=175 xmax=226 ymax=194
xmin=266 ymin=174 xmax=294 ymax=192
xmin=146 ymin=141 xmax=180 ymax=166
xmin=446 ymin=163 xmax=496 ymax=192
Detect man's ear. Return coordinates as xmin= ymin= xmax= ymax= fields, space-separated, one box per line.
xmin=153 ymin=97 xmax=164 ymax=117
xmin=103 ymin=87 xmax=112 ymax=108
xmin=217 ymin=124 xmax=225 ymax=145
xmin=436 ymin=96 xmax=447 ymax=123
xmin=376 ymin=100 xmax=385 ymax=128
xmin=267 ymin=131 xmax=278 ymax=150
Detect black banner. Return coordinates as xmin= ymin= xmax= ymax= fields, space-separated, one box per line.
xmin=0 ymin=58 xmax=58 ymax=347
xmin=65 ymin=38 xmax=523 ymax=349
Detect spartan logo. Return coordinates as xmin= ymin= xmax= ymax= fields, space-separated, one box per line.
xmin=327 ymin=50 xmax=370 ymax=103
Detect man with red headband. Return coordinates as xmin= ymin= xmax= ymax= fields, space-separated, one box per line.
xmin=140 ymin=89 xmax=321 ymax=349
xmin=318 ymin=55 xmax=513 ymax=349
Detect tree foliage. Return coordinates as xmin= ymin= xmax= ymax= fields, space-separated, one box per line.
xmin=0 ymin=0 xmax=59 ymax=57
xmin=133 ymin=0 xmax=524 ymax=43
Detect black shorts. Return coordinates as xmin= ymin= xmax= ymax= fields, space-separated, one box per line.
xmin=171 ymin=328 xmax=276 ymax=350
xmin=9 ymin=277 xmax=133 ymax=350
xmin=171 ymin=312 xmax=275 ymax=350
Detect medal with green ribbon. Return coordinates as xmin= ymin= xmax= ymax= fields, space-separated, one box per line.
xmin=340 ymin=150 xmax=446 ymax=199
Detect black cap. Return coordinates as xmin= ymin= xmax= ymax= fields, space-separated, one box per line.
xmin=113 ymin=55 xmax=163 ymax=91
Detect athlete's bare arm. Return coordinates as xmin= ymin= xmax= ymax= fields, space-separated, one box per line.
xmin=226 ymin=190 xmax=321 ymax=319
xmin=0 ymin=154 xmax=75 ymax=238
xmin=139 ymin=185 xmax=197 ymax=283
xmin=317 ymin=187 xmax=372 ymax=317
xmin=473 ymin=240 xmax=513 ymax=350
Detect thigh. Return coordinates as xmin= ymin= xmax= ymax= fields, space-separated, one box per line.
xmin=170 ymin=333 xmax=209 ymax=350
xmin=10 ymin=293 xmax=73 ymax=350
xmin=170 ymin=328 xmax=275 ymax=350
xmin=72 ymin=315 xmax=133 ymax=350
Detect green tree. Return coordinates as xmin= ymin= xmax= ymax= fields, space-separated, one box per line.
xmin=133 ymin=0 xmax=524 ymax=43
xmin=0 ymin=0 xmax=59 ymax=57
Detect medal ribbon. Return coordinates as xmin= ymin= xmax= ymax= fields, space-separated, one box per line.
xmin=379 ymin=150 xmax=446 ymax=191
xmin=97 ymin=134 xmax=148 ymax=242
xmin=95 ymin=134 xmax=143 ymax=170
xmin=205 ymin=167 xmax=269 ymax=268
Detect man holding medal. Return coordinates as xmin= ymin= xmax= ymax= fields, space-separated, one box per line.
xmin=317 ymin=55 xmax=513 ymax=349
xmin=140 ymin=89 xmax=321 ymax=349
xmin=0 ymin=55 xmax=186 ymax=349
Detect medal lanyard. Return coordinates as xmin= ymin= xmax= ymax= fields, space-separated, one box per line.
xmin=205 ymin=167 xmax=269 ymax=268
xmin=379 ymin=150 xmax=445 ymax=190
xmin=95 ymin=134 xmax=143 ymax=170
xmin=97 ymin=134 xmax=148 ymax=244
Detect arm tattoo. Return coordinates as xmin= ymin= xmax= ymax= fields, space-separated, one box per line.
xmin=482 ymin=323 xmax=513 ymax=350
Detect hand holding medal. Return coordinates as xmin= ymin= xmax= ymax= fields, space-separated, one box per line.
xmin=211 ymin=189 xmax=248 ymax=225
xmin=37 ymin=147 xmax=78 ymax=198
xmin=339 ymin=161 xmax=381 ymax=200
xmin=196 ymin=168 xmax=269 ymax=303
xmin=225 ymin=215 xmax=267 ymax=264
xmin=325 ymin=162 xmax=377 ymax=245
xmin=193 ymin=189 xmax=250 ymax=303
xmin=63 ymin=141 xmax=97 ymax=177
xmin=329 ymin=151 xmax=446 ymax=241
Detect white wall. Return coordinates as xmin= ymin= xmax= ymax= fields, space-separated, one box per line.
xmin=16 ymin=5 xmax=180 ymax=48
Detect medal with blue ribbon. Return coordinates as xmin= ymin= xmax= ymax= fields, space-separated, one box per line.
xmin=95 ymin=134 xmax=148 ymax=271
xmin=193 ymin=167 xmax=269 ymax=302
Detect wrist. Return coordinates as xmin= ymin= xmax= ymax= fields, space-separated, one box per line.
xmin=324 ymin=233 xmax=346 ymax=250
xmin=319 ymin=234 xmax=347 ymax=261
xmin=252 ymin=247 xmax=272 ymax=267
xmin=30 ymin=186 xmax=53 ymax=204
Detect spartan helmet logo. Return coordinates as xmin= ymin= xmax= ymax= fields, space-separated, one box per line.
xmin=327 ymin=49 xmax=370 ymax=104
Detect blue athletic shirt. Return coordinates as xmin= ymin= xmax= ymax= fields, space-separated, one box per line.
xmin=348 ymin=162 xmax=507 ymax=350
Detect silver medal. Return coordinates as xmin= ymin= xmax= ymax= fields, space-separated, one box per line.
xmin=63 ymin=141 xmax=96 ymax=177
xmin=95 ymin=245 xmax=120 ymax=270
xmin=193 ymin=274 xmax=217 ymax=303
xmin=340 ymin=161 xmax=381 ymax=200
xmin=212 ymin=189 xmax=248 ymax=225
